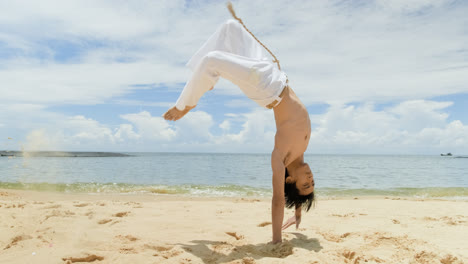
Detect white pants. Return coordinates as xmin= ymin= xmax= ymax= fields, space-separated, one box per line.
xmin=175 ymin=20 xmax=288 ymax=111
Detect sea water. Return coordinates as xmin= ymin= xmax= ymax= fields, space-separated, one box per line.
xmin=0 ymin=153 xmax=467 ymax=199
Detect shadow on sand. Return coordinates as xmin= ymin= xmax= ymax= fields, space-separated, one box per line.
xmin=178 ymin=233 xmax=322 ymax=263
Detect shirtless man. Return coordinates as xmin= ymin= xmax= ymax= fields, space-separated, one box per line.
xmin=163 ymin=20 xmax=315 ymax=244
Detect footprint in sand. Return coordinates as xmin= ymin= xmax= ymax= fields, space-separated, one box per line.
xmin=42 ymin=204 xmax=62 ymax=209
xmin=97 ymin=212 xmax=129 ymax=224
xmin=3 ymin=235 xmax=33 ymax=250
xmin=422 ymin=216 xmax=466 ymax=226
xmin=84 ymin=211 xmax=94 ymax=219
xmin=62 ymin=254 xmax=104 ymax=263
xmin=342 ymin=250 xmax=357 ymax=260
xmin=42 ymin=210 xmax=75 ymax=223
xmin=5 ymin=203 xmax=26 ymax=209
xmin=216 ymin=209 xmax=233 ymax=215
xmin=243 ymin=257 xmax=256 ymax=264
xmin=124 ymin=201 xmax=142 ymax=208
xmin=441 ymin=216 xmax=466 ymax=225
xmin=36 ymin=235 xmax=50 ymax=244
xmin=115 ymin=234 xmax=139 ymax=242
xmin=113 ymin=211 xmax=130 ymax=217
xmin=73 ymin=203 xmax=89 ymax=207
xmin=109 ymin=236 xmax=141 ymax=254
xmin=257 ymin=221 xmax=271 ymax=227
xmin=330 ymin=213 xmax=356 ymax=218
xmin=119 ymin=247 xmax=137 ymax=254
xmin=145 ymin=244 xmax=182 ymax=259
xmin=235 ymin=198 xmax=261 ymax=203
xmin=97 ymin=219 xmax=113 ymax=225
xmin=440 ymin=254 xmax=462 ymax=264
xmin=319 ymin=231 xmax=352 ymax=243
xmin=414 ymin=252 xmax=463 ymax=264
xmin=36 ymin=227 xmax=52 ymax=233
xmin=342 ymin=251 xmax=380 ymax=264
xmin=226 ymin=232 xmax=244 ymax=240
xmin=413 ymin=251 xmax=439 ymax=263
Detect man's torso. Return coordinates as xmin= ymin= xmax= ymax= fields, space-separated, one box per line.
xmin=273 ymin=86 xmax=311 ymax=166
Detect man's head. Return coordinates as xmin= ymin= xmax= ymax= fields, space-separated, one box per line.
xmin=284 ymin=163 xmax=315 ymax=211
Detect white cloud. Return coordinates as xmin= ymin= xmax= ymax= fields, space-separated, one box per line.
xmin=1 ymin=0 xmax=467 ymax=106
xmin=219 ymin=120 xmax=231 ymax=132
xmin=214 ymin=109 xmax=276 ymax=152
xmin=112 ymin=100 xmax=174 ymax=108
xmin=308 ymin=100 xmax=468 ymax=154
xmin=1 ymin=0 xmax=467 ymax=154
xmin=66 ymin=115 xmax=116 ymax=144
xmin=120 ymin=111 xmax=176 ymax=141
xmin=2 ymin=99 xmax=466 ymax=154
xmin=114 ymin=124 xmax=140 ymax=142
xmin=174 ymin=111 xmax=215 ymax=143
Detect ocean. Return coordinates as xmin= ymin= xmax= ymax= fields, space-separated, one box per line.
xmin=0 ymin=152 xmax=467 ymax=199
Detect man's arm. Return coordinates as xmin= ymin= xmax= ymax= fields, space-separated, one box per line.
xmin=295 ymin=204 xmax=302 ymax=227
xmin=271 ymin=149 xmax=285 ymax=244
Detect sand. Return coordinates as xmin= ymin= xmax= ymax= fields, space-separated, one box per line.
xmin=0 ymin=189 xmax=467 ymax=264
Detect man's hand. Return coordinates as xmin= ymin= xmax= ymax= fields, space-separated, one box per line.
xmin=282 ymin=214 xmax=301 ymax=230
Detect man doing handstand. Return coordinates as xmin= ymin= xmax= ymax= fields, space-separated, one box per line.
xmin=163 ymin=18 xmax=315 ymax=244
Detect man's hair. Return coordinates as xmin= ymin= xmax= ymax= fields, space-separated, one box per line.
xmin=284 ymin=168 xmax=315 ymax=211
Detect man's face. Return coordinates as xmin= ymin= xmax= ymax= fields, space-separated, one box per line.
xmin=295 ymin=163 xmax=315 ymax=195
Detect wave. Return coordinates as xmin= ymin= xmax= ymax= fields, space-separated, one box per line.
xmin=0 ymin=182 xmax=270 ymax=197
xmin=1 ymin=181 xmax=467 ymax=200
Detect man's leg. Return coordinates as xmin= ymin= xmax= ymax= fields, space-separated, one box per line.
xmin=163 ymin=51 xmax=264 ymax=121
xmin=186 ymin=19 xmax=267 ymax=71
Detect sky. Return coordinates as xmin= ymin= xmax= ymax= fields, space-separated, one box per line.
xmin=0 ymin=0 xmax=467 ymax=154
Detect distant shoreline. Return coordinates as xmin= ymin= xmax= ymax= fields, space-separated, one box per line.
xmin=0 ymin=150 xmax=130 ymax=157
xmin=1 ymin=151 xmax=466 ymax=158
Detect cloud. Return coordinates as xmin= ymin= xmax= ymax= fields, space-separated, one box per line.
xmin=308 ymin=100 xmax=468 ymax=154
xmin=3 ymin=98 xmax=466 ymax=154
xmin=219 ymin=120 xmax=231 ymax=132
xmin=1 ymin=0 xmax=467 ymax=154
xmin=175 ymin=111 xmax=214 ymax=142
xmin=120 ymin=111 xmax=176 ymax=141
xmin=114 ymin=124 xmax=140 ymax=142
xmin=65 ymin=115 xmax=116 ymax=144
xmin=112 ymin=100 xmax=174 ymax=108
xmin=213 ymin=109 xmax=276 ymax=152
xmin=1 ymin=0 xmax=467 ymax=106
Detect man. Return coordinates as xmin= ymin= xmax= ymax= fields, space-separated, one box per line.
xmin=163 ymin=19 xmax=315 ymax=244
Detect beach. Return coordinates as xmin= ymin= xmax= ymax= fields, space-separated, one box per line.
xmin=0 ymin=189 xmax=466 ymax=264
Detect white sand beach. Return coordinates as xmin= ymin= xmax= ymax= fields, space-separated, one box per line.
xmin=0 ymin=189 xmax=467 ymax=264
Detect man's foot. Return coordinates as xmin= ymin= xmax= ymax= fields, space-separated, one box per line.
xmin=163 ymin=105 xmax=196 ymax=121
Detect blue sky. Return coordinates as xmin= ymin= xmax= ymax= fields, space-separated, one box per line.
xmin=0 ymin=0 xmax=467 ymax=154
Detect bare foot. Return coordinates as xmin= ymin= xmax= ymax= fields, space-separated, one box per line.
xmin=163 ymin=105 xmax=196 ymax=121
